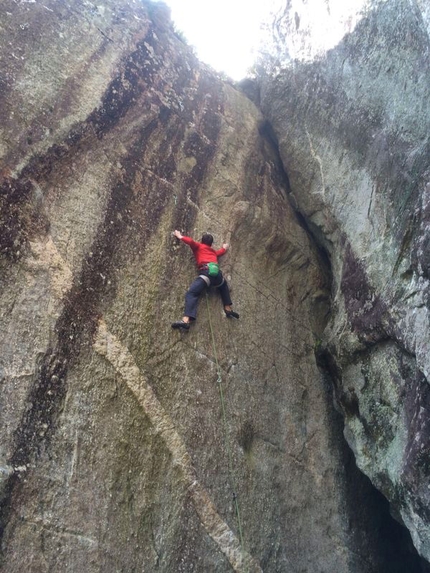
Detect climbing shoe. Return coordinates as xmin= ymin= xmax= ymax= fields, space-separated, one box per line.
xmin=225 ymin=310 xmax=240 ymax=319
xmin=171 ymin=320 xmax=190 ymax=330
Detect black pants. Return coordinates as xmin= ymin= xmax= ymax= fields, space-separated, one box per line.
xmin=184 ymin=270 xmax=232 ymax=320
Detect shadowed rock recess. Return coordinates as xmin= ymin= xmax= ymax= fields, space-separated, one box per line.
xmin=0 ymin=1 xmax=428 ymax=572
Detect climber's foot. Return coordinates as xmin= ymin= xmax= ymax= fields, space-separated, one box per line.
xmin=225 ymin=310 xmax=239 ymax=319
xmin=172 ymin=320 xmax=190 ymax=330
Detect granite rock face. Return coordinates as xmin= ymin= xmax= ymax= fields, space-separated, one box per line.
xmin=1 ymin=1 xmax=425 ymax=572
xmin=259 ymin=0 xmax=430 ymax=563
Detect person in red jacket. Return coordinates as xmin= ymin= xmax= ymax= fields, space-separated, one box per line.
xmin=172 ymin=230 xmax=239 ymax=330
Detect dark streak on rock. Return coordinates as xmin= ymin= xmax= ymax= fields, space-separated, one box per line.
xmin=0 ymin=3 xmax=227 ymax=550
xmin=87 ymin=28 xmax=164 ymax=139
xmin=0 ymin=177 xmax=48 ymax=261
xmin=0 ymin=106 xmax=175 ymax=555
xmin=0 ymin=22 xmax=166 ymax=262
xmin=0 ymin=16 xmax=218 ymax=265
xmin=341 ymin=241 xmax=392 ymax=343
xmin=0 ymin=37 xmax=226 ymax=551
xmin=0 ymin=39 xmax=167 ymax=541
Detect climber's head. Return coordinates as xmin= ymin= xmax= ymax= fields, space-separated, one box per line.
xmin=201 ymin=233 xmax=214 ymax=246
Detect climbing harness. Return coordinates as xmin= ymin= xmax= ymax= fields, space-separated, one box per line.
xmin=205 ymin=292 xmax=245 ymax=555
xmin=198 ymin=273 xmax=224 ymax=288
xmin=199 ymin=275 xmax=211 ymax=286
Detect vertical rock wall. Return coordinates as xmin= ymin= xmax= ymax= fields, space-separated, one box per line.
xmin=1 ymin=0 xmax=427 ymax=571
xmin=259 ymin=0 xmax=430 ymax=563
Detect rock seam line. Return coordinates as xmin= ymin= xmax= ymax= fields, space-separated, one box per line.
xmin=93 ymin=319 xmax=262 ymax=573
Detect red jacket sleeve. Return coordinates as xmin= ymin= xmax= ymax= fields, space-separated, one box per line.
xmin=215 ymin=248 xmax=226 ymax=257
xmin=180 ymin=236 xmax=199 ymax=250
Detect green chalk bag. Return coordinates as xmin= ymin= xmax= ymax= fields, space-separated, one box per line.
xmin=207 ymin=262 xmax=220 ymax=277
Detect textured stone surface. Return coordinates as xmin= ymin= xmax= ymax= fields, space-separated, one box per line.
xmin=0 ymin=0 xmax=428 ymax=572
xmin=259 ymin=0 xmax=430 ymax=563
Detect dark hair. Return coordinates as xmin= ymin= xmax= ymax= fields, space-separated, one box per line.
xmin=201 ymin=233 xmax=214 ymax=246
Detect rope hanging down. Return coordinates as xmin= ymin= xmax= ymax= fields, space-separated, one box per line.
xmin=205 ymin=292 xmax=245 ymax=554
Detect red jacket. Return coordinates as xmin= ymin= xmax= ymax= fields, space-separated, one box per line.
xmin=180 ymin=236 xmax=226 ymax=267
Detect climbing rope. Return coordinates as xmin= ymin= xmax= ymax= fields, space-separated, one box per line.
xmin=205 ymin=292 xmax=245 ymax=554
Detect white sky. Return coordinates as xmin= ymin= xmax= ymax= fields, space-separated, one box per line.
xmin=154 ymin=0 xmax=368 ymax=79
xmin=155 ymin=0 xmax=276 ymax=80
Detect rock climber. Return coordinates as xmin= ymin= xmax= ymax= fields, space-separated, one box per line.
xmin=171 ymin=230 xmax=239 ymax=331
